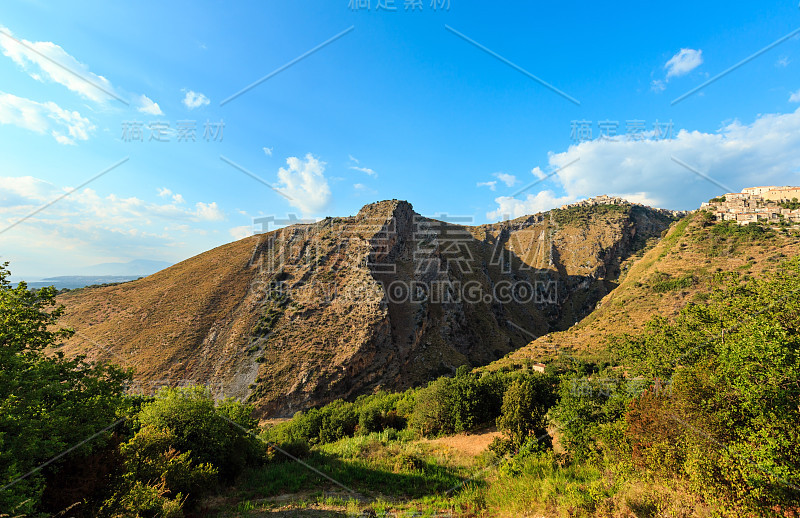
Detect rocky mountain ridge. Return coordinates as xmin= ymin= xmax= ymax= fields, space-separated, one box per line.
xmin=58 ymin=199 xmax=676 ymax=416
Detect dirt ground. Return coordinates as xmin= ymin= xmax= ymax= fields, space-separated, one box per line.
xmin=419 ymin=427 xmax=501 ymax=456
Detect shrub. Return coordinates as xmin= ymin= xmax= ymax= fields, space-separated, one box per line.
xmin=104 ymin=481 xmax=185 ymax=518
xmin=496 ymin=375 xmax=556 ymax=451
xmin=649 ymin=272 xmax=696 ymax=292
xmin=410 ymin=371 xmax=510 ymax=437
xmin=409 ymin=377 xmax=455 ymax=437
xmin=317 ymin=400 xmax=358 ymax=443
xmin=355 ymin=392 xmax=405 ymax=435
xmin=548 ymin=375 xmax=632 ymax=463
xmin=136 ymin=386 xmax=261 ymax=481
xmin=101 ymin=426 xmax=217 ymax=515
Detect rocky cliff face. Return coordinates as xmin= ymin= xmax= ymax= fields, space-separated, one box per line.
xmin=58 ymin=200 xmax=675 ymax=416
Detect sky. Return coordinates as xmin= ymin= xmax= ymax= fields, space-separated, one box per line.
xmin=1 ymin=1 xmax=800 ymax=278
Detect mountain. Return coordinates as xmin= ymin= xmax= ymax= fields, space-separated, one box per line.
xmin=12 ymin=260 xmax=172 ymax=290
xmin=24 ymin=276 xmax=142 ymax=290
xmin=57 ymin=199 xmax=676 ymax=416
xmin=78 ymin=259 xmax=172 ymax=276
xmin=494 ymin=209 xmax=800 ymax=367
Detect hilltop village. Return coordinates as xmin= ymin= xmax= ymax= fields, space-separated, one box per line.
xmin=701 ymin=186 xmax=800 ymax=225
xmin=560 ymin=188 xmax=800 ymax=226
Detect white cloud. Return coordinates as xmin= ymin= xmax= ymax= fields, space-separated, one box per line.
xmin=263 ymin=146 xmax=273 ymax=157
xmin=193 ymin=201 xmax=224 ymax=221
xmin=665 ymin=48 xmax=703 ymax=79
xmin=488 ymin=107 xmax=800 ymax=219
xmin=494 ymin=172 xmax=518 ymax=187
xmin=0 ymin=178 xmax=229 ymax=275
xmin=182 ymin=90 xmax=210 ymax=109
xmin=531 ymin=166 xmax=547 ymax=180
xmin=651 ymin=79 xmax=666 ymax=93
xmin=137 ymin=94 xmax=163 ymax=115
xmin=350 ymin=165 xmax=377 ymax=177
xmin=353 ymin=183 xmax=377 ymax=195
xmin=478 ymin=173 xmax=517 ymax=191
xmin=157 ymin=187 xmax=172 ymax=198
xmin=0 ymin=26 xmax=119 ymax=103
xmin=275 ymin=154 xmax=331 ymax=216
xmin=790 ymin=89 xmax=800 ymax=103
xmin=777 ymin=56 xmax=790 ymax=68
xmin=228 ymin=225 xmax=252 ymax=240
xmin=348 ymin=155 xmax=377 ymax=177
xmin=488 ymin=191 xmax=575 ymax=220
xmin=172 ymin=193 xmax=185 ymax=204
xmin=0 ymin=91 xmax=94 ymax=144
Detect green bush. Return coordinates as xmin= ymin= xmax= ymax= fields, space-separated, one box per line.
xmin=103 ymin=480 xmax=184 ymax=518
xmin=136 ymin=386 xmax=261 ymax=481
xmin=496 ymin=375 xmax=556 ymax=451
xmin=709 ymin=220 xmax=774 ymax=239
xmin=778 ymin=197 xmax=800 ymax=210
xmin=317 ymin=400 xmax=358 ymax=443
xmin=409 ymin=371 xmax=510 ymax=437
xmin=650 ymin=272 xmax=696 ymax=292
xmin=548 ymin=375 xmax=632 ymax=464
xmin=100 ymin=426 xmax=217 ymax=515
xmin=609 ymin=258 xmax=800 ymax=513
xmin=355 ymin=392 xmax=405 ymax=435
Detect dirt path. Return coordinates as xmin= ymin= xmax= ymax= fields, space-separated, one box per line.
xmin=420 ymin=427 xmax=501 ymax=456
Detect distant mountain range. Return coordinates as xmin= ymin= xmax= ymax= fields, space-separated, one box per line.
xmin=17 ymin=259 xmax=172 ymax=290
xmin=75 ymin=259 xmax=173 ymax=277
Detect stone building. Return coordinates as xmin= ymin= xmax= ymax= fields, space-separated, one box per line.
xmin=704 ymin=186 xmax=800 ymax=225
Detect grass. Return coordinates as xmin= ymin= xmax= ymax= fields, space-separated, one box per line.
xmin=207 ymin=428 xmax=714 ymax=518
xmin=480 ymin=452 xmax=613 ymax=516
xmin=236 ymin=432 xmax=479 ymax=502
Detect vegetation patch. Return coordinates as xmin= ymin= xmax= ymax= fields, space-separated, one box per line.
xmin=648 ymin=271 xmax=697 ymax=292
xmin=551 ymin=204 xmax=629 ymax=226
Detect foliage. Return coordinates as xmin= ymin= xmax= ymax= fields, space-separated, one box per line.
xmin=649 ymin=271 xmax=697 ymax=292
xmin=0 ymin=263 xmax=131 ymax=516
xmin=355 ymin=391 xmax=405 ymax=435
xmin=100 ymin=426 xmax=217 ymax=517
xmin=495 ymin=375 xmax=556 ymax=451
xmin=548 ymin=374 xmax=634 ymax=464
xmin=409 ymin=370 xmax=510 ymax=437
xmin=136 ymin=386 xmax=262 ymax=481
xmin=708 ymin=220 xmax=775 ymax=239
xmin=609 ymin=258 xmax=800 ymax=513
xmin=778 ymin=197 xmax=800 ymax=210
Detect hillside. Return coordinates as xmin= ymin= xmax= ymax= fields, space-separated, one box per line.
xmin=495 ymin=209 xmax=800 ymax=366
xmin=57 ymin=199 xmax=674 ymax=416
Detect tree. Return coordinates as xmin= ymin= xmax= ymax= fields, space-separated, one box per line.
xmin=496 ymin=375 xmax=556 ymax=451
xmin=0 ymin=263 xmax=131 ymax=515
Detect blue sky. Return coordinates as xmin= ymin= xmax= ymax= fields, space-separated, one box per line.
xmin=1 ymin=0 xmax=800 ymax=277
